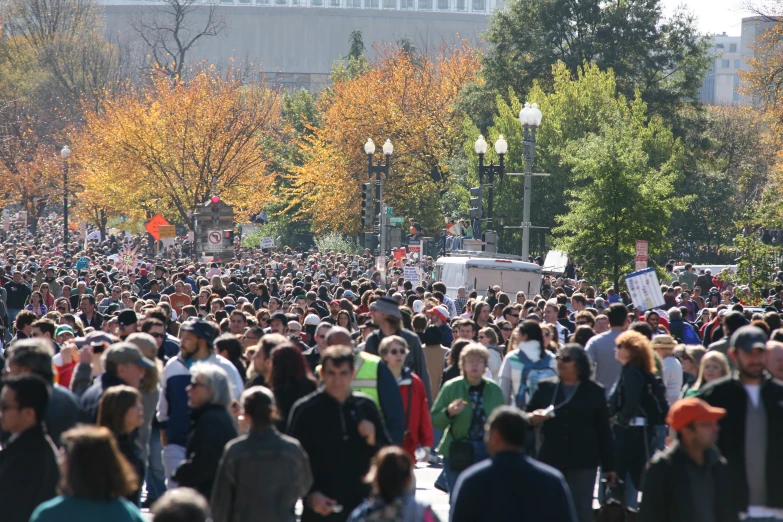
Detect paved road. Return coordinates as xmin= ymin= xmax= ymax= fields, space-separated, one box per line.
xmin=143 ymin=462 xmax=450 ymax=521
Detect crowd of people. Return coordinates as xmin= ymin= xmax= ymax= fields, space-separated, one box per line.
xmin=0 ymin=217 xmax=781 ymax=522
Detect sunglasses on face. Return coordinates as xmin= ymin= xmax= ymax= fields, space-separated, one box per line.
xmin=502 ymin=327 xmax=513 ymax=331
xmin=387 ymin=348 xmax=407 ymax=356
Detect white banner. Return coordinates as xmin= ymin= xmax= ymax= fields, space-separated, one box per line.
xmin=260 ymin=237 xmax=275 ymax=249
xmin=625 ymin=268 xmax=665 ymax=313
xmin=404 ymin=266 xmax=421 ymax=284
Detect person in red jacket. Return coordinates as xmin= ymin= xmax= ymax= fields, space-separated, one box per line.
xmin=378 ymin=335 xmax=434 ymax=461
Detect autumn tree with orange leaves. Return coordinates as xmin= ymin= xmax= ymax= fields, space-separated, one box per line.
xmin=74 ymin=67 xmax=290 ymax=230
xmin=291 ymin=42 xmax=481 ymax=234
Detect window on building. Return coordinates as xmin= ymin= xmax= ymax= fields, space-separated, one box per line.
xmin=472 ymin=0 xmax=484 ymax=10
xmin=310 ymin=0 xmax=323 ymax=6
xmin=400 ymin=0 xmax=413 ymax=8
xmin=729 ymin=43 xmax=737 ymax=52
xmin=716 ymin=43 xmax=724 ymax=49
xmin=419 ymin=0 xmax=432 ymax=8
xmin=346 ymin=0 xmax=360 ymax=6
xmin=456 ymin=0 xmax=466 ymax=10
xmin=437 ymin=0 xmax=449 ymax=10
xmin=383 ymin=0 xmax=395 ymax=7
xmin=276 ymin=0 xmax=287 ymax=5
xmin=734 ymin=59 xmax=740 ymax=68
xmin=722 ymin=59 xmax=730 ymax=68
xmin=366 ymin=0 xmax=379 ymax=7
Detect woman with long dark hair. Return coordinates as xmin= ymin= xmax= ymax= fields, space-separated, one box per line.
xmin=347 ymin=447 xmax=440 ymax=522
xmin=270 ymin=344 xmax=318 ymax=431
xmin=527 ymin=344 xmax=615 ymax=522
xmin=30 ymin=426 xmax=144 ymax=522
xmin=498 ymin=320 xmax=556 ymax=409
xmin=215 ymin=334 xmax=248 ymax=385
xmin=97 ymin=385 xmax=145 ymax=505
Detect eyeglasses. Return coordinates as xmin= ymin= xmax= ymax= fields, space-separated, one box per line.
xmin=478 ymin=335 xmax=487 ymax=340
xmin=387 ymin=348 xmax=407 ymax=356
xmin=509 ymin=314 xmax=520 ymax=318
xmin=556 ymin=354 xmax=574 ymax=362
xmin=149 ymin=332 xmax=165 ymax=338
xmin=502 ymin=327 xmax=513 ymax=332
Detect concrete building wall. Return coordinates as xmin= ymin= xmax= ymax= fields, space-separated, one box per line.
xmin=102 ymin=4 xmax=490 ymax=90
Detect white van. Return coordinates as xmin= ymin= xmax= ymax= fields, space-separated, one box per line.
xmin=434 ymin=256 xmax=542 ymax=299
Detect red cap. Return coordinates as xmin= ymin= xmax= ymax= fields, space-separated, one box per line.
xmin=666 ymin=398 xmax=726 ymax=432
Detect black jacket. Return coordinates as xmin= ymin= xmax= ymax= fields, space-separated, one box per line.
xmin=640 ymin=442 xmax=738 ymax=522
xmin=76 ymin=310 xmax=104 ymax=329
xmin=699 ymin=373 xmax=783 ymax=511
xmin=173 ymin=403 xmax=238 ymax=500
xmin=117 ymin=432 xmax=145 ymax=504
xmin=0 ymin=424 xmax=60 ymax=522
xmin=451 ymin=451 xmax=577 ymax=522
xmin=287 ymin=390 xmax=392 ymax=522
xmin=79 ymin=372 xmax=128 ymax=424
xmin=526 ymin=377 xmax=614 ymax=472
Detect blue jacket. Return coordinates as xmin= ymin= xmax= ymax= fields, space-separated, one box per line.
xmin=79 ymin=372 xmax=128 ymax=424
xmin=450 ymin=451 xmax=577 ymax=522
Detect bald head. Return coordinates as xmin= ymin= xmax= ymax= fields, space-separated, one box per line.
xmin=767 ymin=341 xmax=783 ymax=380
xmin=326 ymin=327 xmax=352 ymax=347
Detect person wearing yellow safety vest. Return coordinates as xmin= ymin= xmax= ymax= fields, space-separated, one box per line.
xmin=319 ymin=327 xmax=405 ymax=445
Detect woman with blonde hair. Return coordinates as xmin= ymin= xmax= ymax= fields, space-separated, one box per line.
xmin=430 ymin=343 xmax=504 ymax=495
xmin=608 ymin=331 xmax=656 ymax=498
xmin=683 ymin=351 xmax=730 ymax=398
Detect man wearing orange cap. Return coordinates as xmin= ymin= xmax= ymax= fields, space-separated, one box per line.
xmin=639 ymin=398 xmax=737 ymax=522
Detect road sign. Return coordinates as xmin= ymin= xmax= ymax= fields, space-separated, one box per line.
xmin=157 ymin=225 xmax=176 ymax=239
xmin=260 ymin=237 xmax=275 ymax=249
xmin=408 ymin=241 xmax=421 ymax=253
xmin=205 ymin=229 xmax=223 ymax=252
xmin=635 ymin=240 xmax=648 ymax=258
xmin=635 ymin=260 xmax=648 ymax=271
xmin=389 ymin=217 xmax=404 ymax=225
xmin=386 ymin=207 xmax=393 ymax=216
xmin=145 ymin=214 xmax=171 ymax=241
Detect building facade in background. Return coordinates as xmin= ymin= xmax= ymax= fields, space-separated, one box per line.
xmin=100 ymin=0 xmax=492 ymax=92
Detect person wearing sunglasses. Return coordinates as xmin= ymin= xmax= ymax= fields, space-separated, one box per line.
xmin=527 ymin=344 xmax=616 ymax=522
xmin=379 ymin=335 xmax=433 ymax=463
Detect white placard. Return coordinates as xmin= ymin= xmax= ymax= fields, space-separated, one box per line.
xmin=205 ymin=229 xmax=223 ymax=252
xmin=260 ymin=237 xmax=275 ymax=249
xmin=404 ymin=266 xmax=420 ymax=283
xmin=625 ymin=268 xmax=664 ymax=312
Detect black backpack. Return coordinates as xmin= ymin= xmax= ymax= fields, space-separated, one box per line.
xmin=640 ymin=372 xmax=670 ymax=426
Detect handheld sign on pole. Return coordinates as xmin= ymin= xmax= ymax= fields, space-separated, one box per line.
xmin=404 ymin=266 xmax=421 ymax=284
xmin=260 ymin=237 xmax=275 ymax=249
xmin=625 ymin=268 xmax=665 ymax=312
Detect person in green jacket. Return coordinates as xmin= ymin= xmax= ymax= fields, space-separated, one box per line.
xmin=430 ymin=343 xmax=504 ymax=495
xmin=29 ymin=425 xmax=145 ymax=522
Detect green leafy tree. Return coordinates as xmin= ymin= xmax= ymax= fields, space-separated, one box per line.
xmin=462 ymin=64 xmax=655 ymax=256
xmin=482 ymin=0 xmax=710 ymax=131
xmin=553 ymin=105 xmax=685 ymax=289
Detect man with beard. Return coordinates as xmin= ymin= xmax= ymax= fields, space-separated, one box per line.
xmin=157 ymin=318 xmax=244 ymax=488
xmin=700 ymin=326 xmax=783 ymax=521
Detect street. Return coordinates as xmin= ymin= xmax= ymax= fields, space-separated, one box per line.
xmin=142 ymin=463 xmax=450 ymax=521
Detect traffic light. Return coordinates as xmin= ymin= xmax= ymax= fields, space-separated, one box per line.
xmin=223 ymin=230 xmax=234 ymax=247
xmin=361 ymin=182 xmax=374 ymax=227
xmin=364 ymin=232 xmax=378 ymax=251
xmin=469 ymin=186 xmax=484 ymax=219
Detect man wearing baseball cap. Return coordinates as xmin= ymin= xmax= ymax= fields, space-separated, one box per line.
xmin=80 ymin=341 xmax=155 ymax=423
xmin=700 ymin=325 xmax=783 ymax=520
xmin=640 ymin=398 xmax=735 ymax=522
xmin=365 ymin=297 xmax=432 ymax=405
xmin=157 ymin=318 xmax=244 ymax=488
xmin=426 ymin=305 xmax=453 ymax=348
xmin=117 ymin=309 xmax=138 ymax=340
